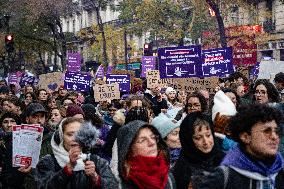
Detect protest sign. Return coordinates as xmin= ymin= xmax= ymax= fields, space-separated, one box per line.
xmin=38 ymin=72 xmax=63 ymax=91
xmin=158 ymin=45 xmax=202 ymax=78
xmin=67 ymin=52 xmax=81 ymax=72
xmin=12 ymin=124 xmax=43 ymax=168
xmin=107 ymin=65 xmax=114 ymax=74
xmin=250 ymin=62 xmax=260 ymax=79
xmin=112 ymin=69 xmax=135 ymax=83
xmin=202 ymin=47 xmax=234 ymax=77
xmin=64 ymin=72 xmax=92 ymax=92
xmin=93 ymin=83 xmax=120 ymax=102
xmin=141 ymin=56 xmax=156 ymax=77
xmin=146 ymin=70 xmax=160 ymax=88
xmin=106 ymin=74 xmax=130 ymax=92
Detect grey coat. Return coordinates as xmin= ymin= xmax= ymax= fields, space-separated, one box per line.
xmin=36 ymin=154 xmax=118 ymax=189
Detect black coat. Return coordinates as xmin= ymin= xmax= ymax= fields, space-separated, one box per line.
xmin=36 ymin=154 xmax=118 ymax=189
xmin=144 ymin=93 xmax=168 ymax=116
xmin=197 ymin=166 xmax=284 ymax=189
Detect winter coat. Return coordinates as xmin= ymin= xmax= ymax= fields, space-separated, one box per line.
xmin=36 ymin=154 xmax=118 ymax=189
xmin=144 ymin=91 xmax=168 ymax=116
xmin=197 ymin=166 xmax=284 ymax=189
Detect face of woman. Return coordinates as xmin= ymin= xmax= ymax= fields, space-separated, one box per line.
xmin=50 ymin=109 xmax=62 ymax=124
xmin=48 ymin=98 xmax=57 ymax=109
xmin=63 ymin=99 xmax=73 ymax=109
xmin=2 ymin=100 xmax=10 ymax=111
xmin=63 ymin=121 xmax=81 ymax=152
xmin=254 ymin=84 xmax=269 ymax=104
xmin=25 ymin=94 xmax=33 ymax=102
xmin=26 ymin=86 xmax=33 ymax=93
xmin=131 ymin=128 xmax=158 ymax=157
xmin=167 ymin=91 xmax=176 ymax=101
xmin=165 ymin=127 xmax=181 ymax=148
xmin=2 ymin=117 xmax=16 ymax=132
xmin=225 ymin=92 xmax=237 ymax=107
xmin=187 ymin=97 xmax=202 ymax=114
xmin=178 ymin=91 xmax=187 ymax=104
xmin=236 ymin=85 xmax=245 ymax=97
xmin=192 ymin=125 xmax=214 ymax=154
xmin=39 ymin=90 xmax=48 ymax=101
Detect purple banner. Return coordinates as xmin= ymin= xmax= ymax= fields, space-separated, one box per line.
xmin=158 ymin=46 xmax=202 ymax=78
xmin=8 ymin=73 xmax=18 ymax=84
xmin=67 ymin=53 xmax=81 ymax=72
xmin=106 ymin=74 xmax=130 ymax=92
xmin=141 ymin=56 xmax=156 ymax=77
xmin=107 ymin=65 xmax=114 ymax=74
xmin=19 ymin=75 xmax=38 ymax=86
xmin=64 ymin=72 xmax=91 ymax=92
xmin=202 ymin=47 xmax=234 ymax=77
xmin=95 ymin=65 xmax=105 ymax=78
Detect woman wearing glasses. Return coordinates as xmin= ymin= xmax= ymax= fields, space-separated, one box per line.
xmin=252 ymin=79 xmax=280 ymax=104
xmin=117 ymin=120 xmax=176 ymax=189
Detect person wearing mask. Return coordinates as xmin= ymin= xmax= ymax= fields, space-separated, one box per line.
xmin=0 ymin=112 xmax=30 ymax=189
xmin=173 ymin=112 xmax=225 ymax=189
xmin=152 ymin=113 xmax=181 ymax=167
xmin=117 ymin=120 xmax=176 ymax=188
xmin=199 ymin=104 xmax=284 ymax=189
xmin=36 ymin=118 xmax=118 ymax=189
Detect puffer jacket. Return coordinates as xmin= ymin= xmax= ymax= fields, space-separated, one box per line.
xmin=36 ymin=154 xmax=118 ymax=189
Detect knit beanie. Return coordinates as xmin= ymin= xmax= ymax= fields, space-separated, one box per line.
xmin=66 ymin=104 xmax=85 ymax=118
xmin=212 ymin=90 xmax=237 ymax=122
xmin=165 ymin=87 xmax=176 ymax=95
xmin=151 ymin=113 xmax=180 ymax=138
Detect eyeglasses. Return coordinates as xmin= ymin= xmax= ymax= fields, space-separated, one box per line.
xmin=258 ymin=127 xmax=281 ymax=137
xmin=188 ymin=103 xmax=201 ymax=109
xmin=135 ymin=135 xmax=159 ymax=145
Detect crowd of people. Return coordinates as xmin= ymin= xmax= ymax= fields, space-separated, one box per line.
xmin=0 ymin=71 xmax=284 ymax=189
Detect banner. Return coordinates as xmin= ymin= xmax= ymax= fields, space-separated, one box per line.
xmin=93 ymin=83 xmax=120 ymax=102
xmin=64 ymin=72 xmax=92 ymax=92
xmin=67 ymin=52 xmax=81 ymax=72
xmin=202 ymin=47 xmax=234 ymax=77
xmin=38 ymin=72 xmax=63 ymax=91
xmin=106 ymin=74 xmax=130 ymax=92
xmin=158 ymin=45 xmax=202 ymax=78
xmin=95 ymin=65 xmax=104 ymax=79
xmin=141 ymin=56 xmax=156 ymax=77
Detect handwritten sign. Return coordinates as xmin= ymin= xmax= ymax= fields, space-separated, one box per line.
xmin=93 ymin=83 xmax=120 ymax=102
xmin=38 ymin=72 xmax=63 ymax=91
xmin=147 ymin=70 xmax=160 ymax=88
xmin=64 ymin=72 xmax=92 ymax=92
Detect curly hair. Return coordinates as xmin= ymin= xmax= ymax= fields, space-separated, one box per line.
xmin=184 ymin=92 xmax=208 ymax=113
xmin=274 ymin=72 xmax=284 ymax=84
xmin=252 ymin=79 xmax=280 ymax=103
xmin=229 ymin=104 xmax=283 ymax=145
xmin=125 ymin=106 xmax=149 ymax=124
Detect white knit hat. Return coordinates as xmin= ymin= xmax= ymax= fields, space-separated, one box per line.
xmin=165 ymin=87 xmax=176 ymax=95
xmin=212 ymin=90 xmax=237 ymax=122
xmin=151 ymin=113 xmax=180 ymax=138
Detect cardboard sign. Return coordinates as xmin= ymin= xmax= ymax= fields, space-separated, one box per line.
xmin=67 ymin=52 xmax=81 ymax=72
xmin=158 ymin=45 xmax=202 ymax=78
xmin=106 ymin=74 xmax=130 ymax=92
xmin=38 ymin=72 xmax=63 ymax=91
xmin=64 ymin=72 xmax=92 ymax=92
xmin=93 ymin=83 xmax=120 ymax=102
xmin=146 ymin=70 xmax=160 ymax=88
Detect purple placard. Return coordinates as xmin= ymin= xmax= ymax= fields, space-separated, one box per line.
xmin=106 ymin=74 xmax=130 ymax=92
xmin=95 ymin=65 xmax=105 ymax=78
xmin=202 ymin=47 xmax=234 ymax=77
xmin=64 ymin=72 xmax=91 ymax=92
xmin=8 ymin=73 xmax=18 ymax=84
xmin=158 ymin=46 xmax=202 ymax=78
xmin=19 ymin=74 xmax=37 ymax=86
xmin=141 ymin=56 xmax=156 ymax=77
xmin=67 ymin=52 xmax=81 ymax=72
xmin=107 ymin=65 xmax=114 ymax=74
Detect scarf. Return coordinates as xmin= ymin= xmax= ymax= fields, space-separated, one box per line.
xmin=170 ymin=148 xmax=181 ymax=165
xmin=221 ymin=145 xmax=284 ymax=187
xmin=51 ymin=118 xmax=87 ymax=171
xmin=127 ymin=155 xmax=169 ymax=189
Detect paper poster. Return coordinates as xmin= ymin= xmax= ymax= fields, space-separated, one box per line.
xmin=146 ymin=70 xmax=160 ymax=88
xmin=158 ymin=45 xmax=202 ymax=78
xmin=64 ymin=72 xmax=92 ymax=92
xmin=106 ymin=74 xmax=130 ymax=92
xmin=202 ymin=47 xmax=234 ymax=77
xmin=93 ymin=83 xmax=120 ymax=102
xmin=67 ymin=52 xmax=81 ymax=72
xmin=38 ymin=72 xmax=63 ymax=91
xmin=141 ymin=56 xmax=156 ymax=77
xmin=12 ymin=124 xmax=43 ymax=168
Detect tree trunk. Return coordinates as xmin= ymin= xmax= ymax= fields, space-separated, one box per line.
xmin=206 ymin=0 xmax=227 ymax=48
xmin=124 ymin=30 xmax=128 ymax=65
xmin=95 ymin=6 xmax=108 ymax=70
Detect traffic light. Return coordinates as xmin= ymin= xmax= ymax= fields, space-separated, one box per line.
xmin=144 ymin=42 xmax=153 ymax=56
xmin=5 ymin=34 xmax=14 ymax=53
